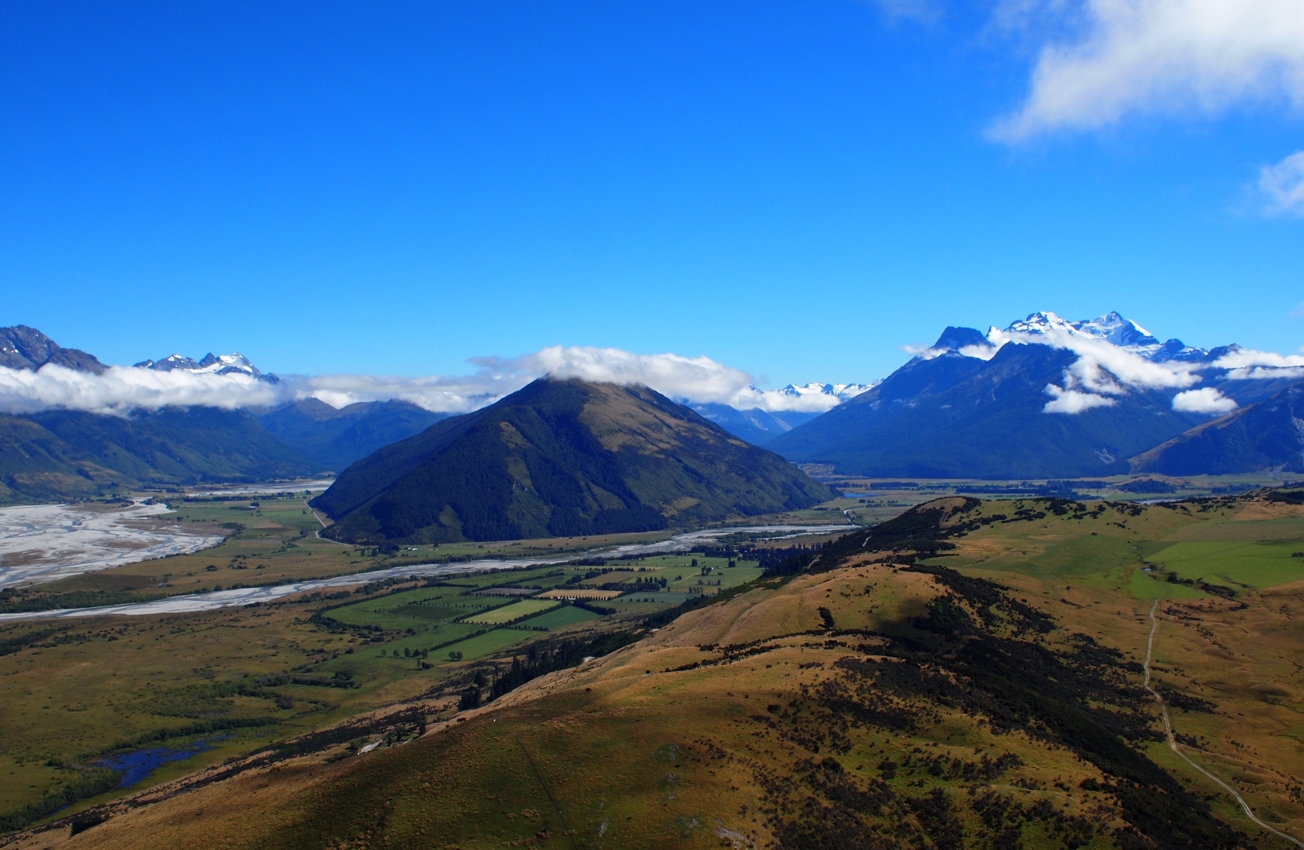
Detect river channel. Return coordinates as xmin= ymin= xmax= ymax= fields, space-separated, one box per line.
xmin=0 ymin=524 xmax=854 ymax=623
xmin=0 ymin=502 xmax=225 ymax=589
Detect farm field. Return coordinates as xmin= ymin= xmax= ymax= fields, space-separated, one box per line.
xmin=515 ymin=604 xmax=600 ymax=630
xmin=462 ymin=599 xmax=559 ymax=624
xmin=1146 ymin=539 xmax=1304 ymax=592
xmin=537 ymin=588 xmax=622 ymax=600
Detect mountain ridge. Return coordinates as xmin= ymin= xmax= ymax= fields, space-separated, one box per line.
xmin=0 ymin=325 xmax=107 ymax=375
xmin=1132 ymin=383 xmax=1304 ymax=475
xmin=766 ymin=310 xmax=1304 ymax=478
xmin=313 ymin=377 xmax=835 ymax=544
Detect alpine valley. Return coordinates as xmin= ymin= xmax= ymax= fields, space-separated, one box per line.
xmin=7 ymin=313 xmax=1304 ymax=849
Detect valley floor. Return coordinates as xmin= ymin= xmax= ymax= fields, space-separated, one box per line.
xmin=8 ymin=491 xmax=1304 ymax=847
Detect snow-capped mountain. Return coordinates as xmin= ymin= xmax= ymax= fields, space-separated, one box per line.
xmin=775 ymin=381 xmax=875 ymax=403
xmin=767 ymin=310 xmax=1304 ymax=478
xmin=982 ymin=311 xmax=1213 ymax=363
xmin=135 ymin=352 xmax=279 ymax=383
xmin=915 ymin=311 xmax=1288 ymax=416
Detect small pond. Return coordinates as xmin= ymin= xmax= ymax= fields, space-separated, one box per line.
xmin=97 ymin=737 xmax=227 ymax=788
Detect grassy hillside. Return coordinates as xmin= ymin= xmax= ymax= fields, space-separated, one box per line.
xmin=313 ymin=378 xmax=835 ymax=544
xmin=21 ymin=491 xmax=1304 ymax=847
xmin=0 ymin=408 xmax=320 ymax=504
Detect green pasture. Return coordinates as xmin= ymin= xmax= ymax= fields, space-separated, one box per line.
xmin=1161 ymin=516 xmax=1304 ymax=543
xmin=1128 ymin=569 xmax=1207 ymax=600
xmin=608 ymin=590 xmax=697 ymax=606
xmin=324 ymin=590 xmax=496 ymax=634
xmin=517 ymin=604 xmax=600 ymax=630
xmin=1146 ymin=541 xmax=1304 ymax=591
xmin=464 ymin=599 xmax=559 ymax=624
xmin=436 ymin=628 xmax=538 ymax=663
xmin=960 ymin=532 xmax=1140 ymax=582
xmin=165 ymin=495 xmax=323 ymax=534
xmin=598 ymin=556 xmax=761 ymax=586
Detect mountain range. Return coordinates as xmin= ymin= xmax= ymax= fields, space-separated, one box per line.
xmin=134 ymin=352 xmax=279 ymax=382
xmin=1134 ymin=382 xmax=1304 ymax=475
xmin=259 ymin=398 xmax=447 ymax=471
xmin=0 ymin=328 xmax=449 ymax=501
xmin=0 ymin=407 xmax=317 ymax=503
xmin=687 ymin=382 xmax=872 ymax=445
xmin=769 ymin=311 xmax=1304 ymax=478
xmin=2 ymin=313 xmax=1303 ymax=506
xmin=313 ymin=377 xmax=833 ymax=543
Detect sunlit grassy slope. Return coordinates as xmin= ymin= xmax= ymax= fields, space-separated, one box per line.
xmin=29 ymin=491 xmax=1304 ymax=849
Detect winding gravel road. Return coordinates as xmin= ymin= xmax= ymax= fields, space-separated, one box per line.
xmin=1143 ymin=598 xmax=1303 ymax=847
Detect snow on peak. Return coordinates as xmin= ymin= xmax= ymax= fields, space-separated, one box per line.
xmin=906 ymin=311 xmax=1245 ymax=417
xmin=777 ymin=382 xmax=874 ymax=401
xmin=725 ymin=380 xmax=878 ymax=414
xmin=993 ymin=311 xmax=1162 ymax=352
xmin=1075 ymin=311 xmax=1158 ymax=347
xmin=135 ymin=351 xmax=278 ymax=383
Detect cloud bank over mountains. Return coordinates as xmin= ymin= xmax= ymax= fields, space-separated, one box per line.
xmin=916 ymin=311 xmax=1301 ymax=416
xmin=2 ymin=313 xmax=1299 ymax=422
xmin=0 ymin=345 xmax=871 ymax=417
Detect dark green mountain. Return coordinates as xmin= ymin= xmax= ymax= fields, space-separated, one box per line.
xmin=312 ymin=377 xmax=834 ymax=544
xmin=259 ymin=398 xmax=448 ymax=471
xmin=768 ymin=342 xmax=1204 ymax=479
xmin=1132 ymin=383 xmax=1304 ymax=475
xmin=0 ymin=408 xmax=319 ymax=504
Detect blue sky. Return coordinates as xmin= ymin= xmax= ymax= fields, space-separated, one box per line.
xmin=2 ymin=0 xmax=1302 ymax=386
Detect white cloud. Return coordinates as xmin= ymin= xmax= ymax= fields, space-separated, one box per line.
xmin=1043 ymin=384 xmax=1118 ymax=413
xmin=0 ymin=364 xmax=283 ymax=416
xmin=476 ymin=346 xmax=867 ymax=413
xmin=902 ymin=344 xmax=939 ymax=359
xmin=0 ymin=346 xmax=863 ymax=417
xmin=991 ymin=321 xmax=1202 ymax=399
xmin=903 ymin=343 xmax=1000 ymax=362
xmin=1257 ymin=151 xmax=1304 ymax=216
xmin=482 ymin=346 xmax=757 ymax=405
xmin=1224 ymin=365 xmax=1304 ymax=380
xmin=1172 ymin=387 xmax=1238 ymax=413
xmin=1212 ymin=346 xmax=1304 ymax=380
xmin=1213 ymin=346 xmax=1304 ymax=370
xmin=958 ymin=343 xmax=1001 ymax=360
xmin=990 ymin=0 xmax=1304 ymax=141
xmin=733 ymin=384 xmax=873 ymax=414
xmin=287 ymin=374 xmax=514 ymax=414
